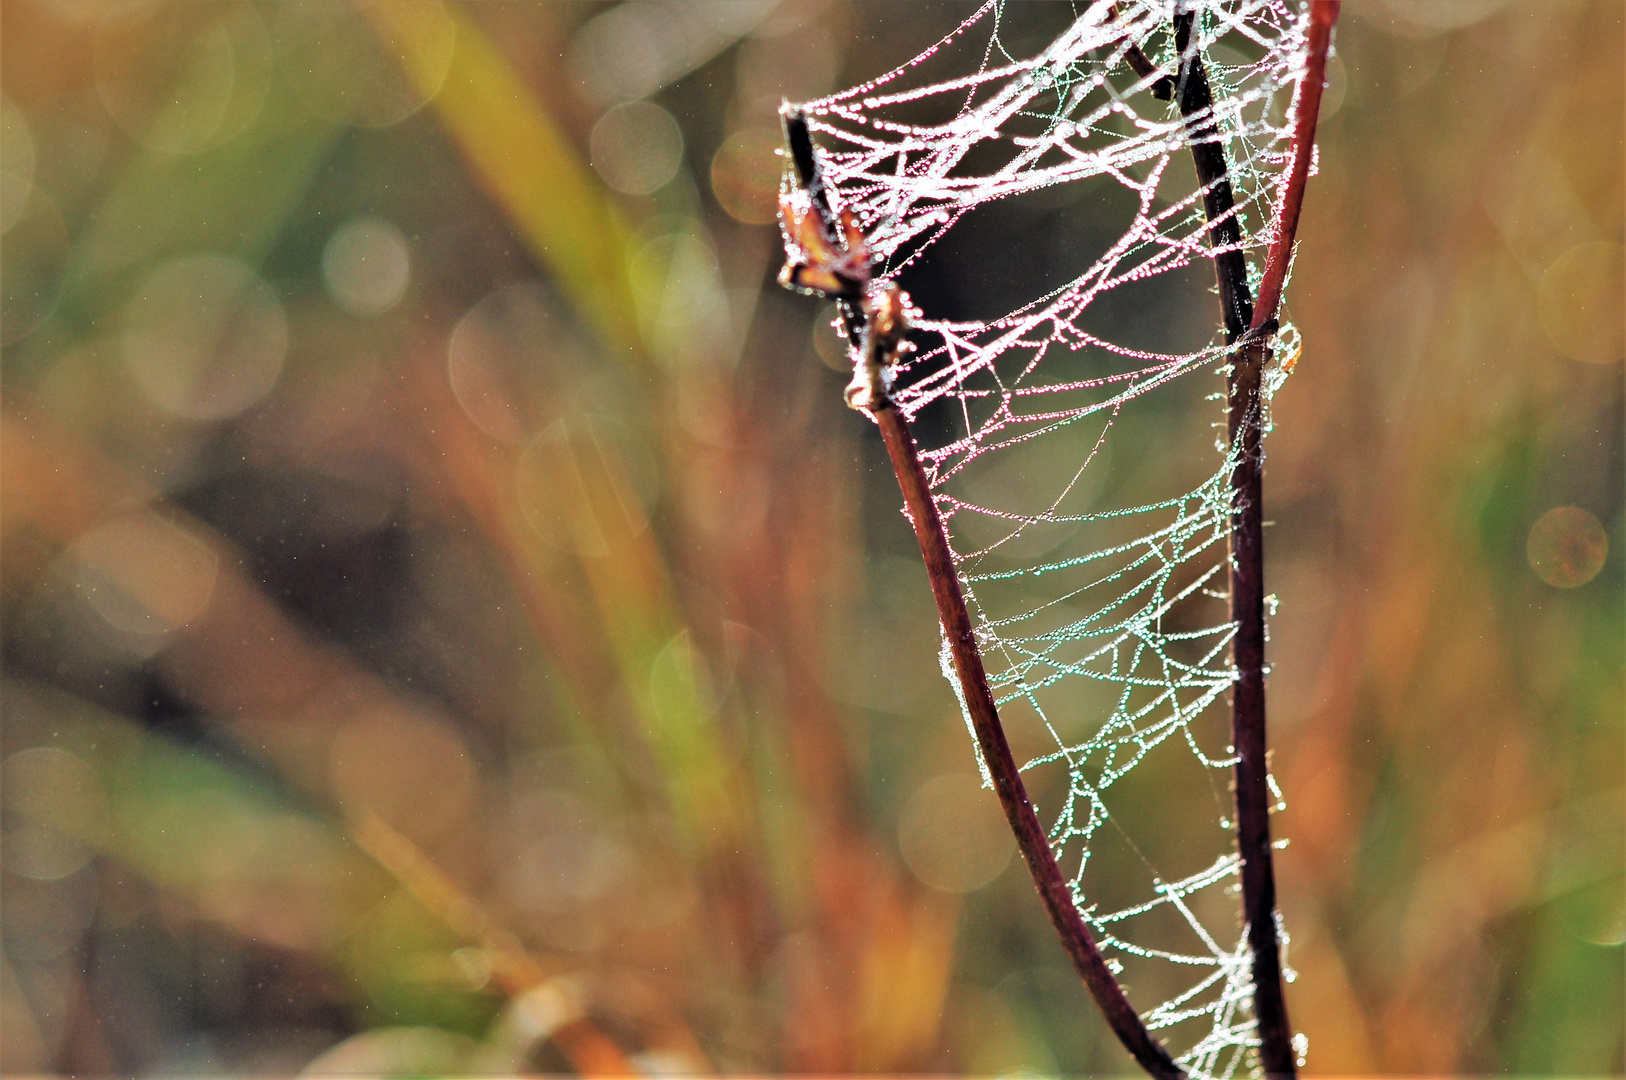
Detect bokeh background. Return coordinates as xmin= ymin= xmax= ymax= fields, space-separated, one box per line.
xmin=1 ymin=1 xmax=1621 ymax=1076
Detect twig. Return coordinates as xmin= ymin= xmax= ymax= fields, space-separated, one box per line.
xmin=780 ymin=109 xmax=1184 ymax=1079
xmin=871 ymin=406 xmax=1183 ymax=1080
xmin=1172 ymin=5 xmax=1339 ymax=1077
xmin=1253 ymin=4 xmax=1341 ymax=329
xmin=1108 ymin=2 xmax=1175 ymax=99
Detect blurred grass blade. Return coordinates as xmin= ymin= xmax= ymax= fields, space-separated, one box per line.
xmin=351 ymin=808 xmax=657 ymax=1076
xmin=364 ymin=0 xmax=642 ymax=358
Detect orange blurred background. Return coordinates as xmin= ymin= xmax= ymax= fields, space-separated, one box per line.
xmin=1 ymin=1 xmax=1620 ymax=1076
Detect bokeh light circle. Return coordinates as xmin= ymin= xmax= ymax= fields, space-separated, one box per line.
xmin=650 ymin=629 xmax=724 ymax=728
xmin=0 ymin=191 xmax=69 ymax=346
xmin=710 ymin=128 xmax=781 ymax=225
xmin=590 ymin=102 xmax=684 ymax=196
xmin=71 ymin=511 xmax=220 ymax=639
xmin=1 ymin=859 xmax=98 ymax=963
xmin=299 ymin=1027 xmax=486 ymax=1078
xmin=515 ymin=415 xmax=657 ymax=558
xmin=1 ymin=748 xmax=103 ymax=882
xmin=448 ymin=282 xmax=586 ymax=444
xmin=121 ymin=254 xmax=288 ymax=421
xmin=811 ymin=303 xmax=849 ymax=372
xmin=329 ymin=708 xmax=476 ymax=847
xmin=734 ymin=29 xmax=838 ymax=121
xmin=1527 ymin=506 xmax=1608 ymax=589
xmin=1 ymin=96 xmax=35 ymax=234
xmin=629 ymin=230 xmax=730 ymax=353
xmin=93 ymin=2 xmax=271 ymax=155
xmin=1537 ymin=242 xmax=1625 ymax=365
xmin=322 ymin=216 xmax=411 ymax=316
xmin=896 ymin=772 xmax=1014 ymax=893
xmin=567 ymin=3 xmax=673 ymax=107
xmin=274 ymin=0 xmax=455 ymax=128
xmin=1378 ymin=0 xmax=1511 ymax=33
xmin=516 ymin=420 xmax=608 ymax=558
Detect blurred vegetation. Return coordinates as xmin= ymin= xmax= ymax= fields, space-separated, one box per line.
xmin=0 ymin=1 xmax=1620 ymax=1076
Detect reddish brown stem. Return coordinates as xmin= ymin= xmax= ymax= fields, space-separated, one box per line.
xmin=870 ymin=403 xmax=1184 ymax=1080
xmin=1173 ymin=4 xmax=1339 ymax=1077
xmin=1108 ymin=2 xmax=1175 ymax=99
xmin=782 ymin=105 xmax=1181 ymax=1077
xmin=1252 ymin=3 xmax=1341 ymax=331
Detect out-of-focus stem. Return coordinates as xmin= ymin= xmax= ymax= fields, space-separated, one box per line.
xmin=1173 ymin=4 xmax=1339 ymax=1078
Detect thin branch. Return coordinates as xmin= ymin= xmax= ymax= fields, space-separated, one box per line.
xmin=1253 ymin=3 xmax=1341 ymax=329
xmin=1108 ymin=2 xmax=1175 ymax=99
xmin=871 ymin=406 xmax=1184 ymax=1080
xmin=780 ymin=109 xmax=1185 ymax=1079
xmin=1172 ymin=4 xmax=1339 ymax=1078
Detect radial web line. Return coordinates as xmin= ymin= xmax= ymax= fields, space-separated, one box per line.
xmin=792 ymin=2 xmax=1316 ymax=1074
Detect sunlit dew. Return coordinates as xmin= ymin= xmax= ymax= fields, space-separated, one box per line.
xmin=71 ymin=510 xmax=220 ymax=653
xmin=121 ymin=254 xmax=288 ymax=421
xmin=1537 ymin=242 xmax=1625 ymax=366
xmin=710 ymin=127 xmax=782 ymax=225
xmin=93 ymin=2 xmax=271 ymax=155
xmin=1 ymin=96 xmax=35 ymax=234
xmin=784 ymin=2 xmax=1310 ymax=1068
xmin=589 ymin=101 xmax=684 ymax=196
xmin=273 ymin=0 xmax=455 ymax=128
xmin=322 ymin=216 xmax=411 ymax=316
xmin=1527 ymin=506 xmax=1608 ymax=589
xmin=810 ymin=302 xmax=849 ymax=371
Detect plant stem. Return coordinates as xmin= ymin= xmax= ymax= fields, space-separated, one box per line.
xmin=1253 ymin=3 xmax=1341 ymax=328
xmin=1108 ymin=3 xmax=1175 ymax=99
xmin=779 ymin=107 xmax=1184 ymax=1080
xmin=1173 ymin=5 xmax=1339 ymax=1077
xmin=870 ymin=403 xmax=1184 ymax=1080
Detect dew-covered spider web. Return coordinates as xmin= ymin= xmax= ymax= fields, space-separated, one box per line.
xmin=790 ymin=2 xmax=1316 ymax=1075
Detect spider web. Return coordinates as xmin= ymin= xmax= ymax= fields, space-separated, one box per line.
xmin=791 ymin=2 xmax=1313 ymax=1074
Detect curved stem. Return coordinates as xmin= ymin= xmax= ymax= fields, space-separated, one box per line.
xmin=1253 ymin=3 xmax=1342 ymax=332
xmin=778 ymin=105 xmax=1184 ymax=1080
xmin=1173 ymin=5 xmax=1339 ymax=1077
xmin=871 ymin=404 xmax=1184 ymax=1080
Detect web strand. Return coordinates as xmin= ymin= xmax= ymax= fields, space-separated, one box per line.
xmin=791 ymin=3 xmax=1314 ymax=1073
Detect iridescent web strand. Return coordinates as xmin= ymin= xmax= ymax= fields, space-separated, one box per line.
xmin=794 ymin=3 xmax=1314 ymax=1075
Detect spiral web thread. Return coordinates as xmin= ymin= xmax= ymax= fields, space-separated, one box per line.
xmin=794 ymin=2 xmax=1314 ymax=1074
